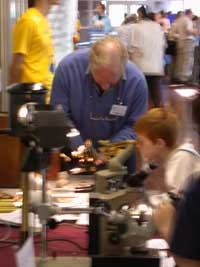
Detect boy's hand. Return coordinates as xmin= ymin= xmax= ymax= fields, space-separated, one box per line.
xmin=152 ymin=201 xmax=176 ymax=242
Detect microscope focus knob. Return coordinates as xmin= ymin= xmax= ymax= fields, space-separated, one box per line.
xmin=109 ymin=232 xmax=121 ymax=244
xmin=47 ymin=218 xmax=58 ymax=229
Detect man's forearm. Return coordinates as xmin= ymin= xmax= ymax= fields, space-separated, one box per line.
xmin=152 ymin=202 xmax=176 ymax=242
xmin=10 ymin=65 xmax=22 ymax=83
xmin=9 ymin=53 xmax=24 ymax=83
xmin=110 ymin=125 xmax=136 ymax=142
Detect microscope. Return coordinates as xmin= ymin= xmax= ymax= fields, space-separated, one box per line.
xmin=88 ymin=142 xmax=159 ymax=267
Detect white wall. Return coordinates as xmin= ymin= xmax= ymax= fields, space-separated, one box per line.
xmin=146 ymin=0 xmax=184 ymax=13
xmin=147 ymin=0 xmax=200 ymax=15
xmin=184 ymin=0 xmax=200 ymax=16
xmin=48 ymin=0 xmax=78 ymax=65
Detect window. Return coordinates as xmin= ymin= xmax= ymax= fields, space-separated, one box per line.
xmin=168 ymin=0 xmax=184 ymax=13
xmin=108 ymin=4 xmax=128 ymax=27
xmin=184 ymin=0 xmax=200 ymax=16
xmin=130 ymin=4 xmax=141 ymax=15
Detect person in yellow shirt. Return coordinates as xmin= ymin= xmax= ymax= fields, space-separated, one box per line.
xmin=10 ymin=0 xmax=60 ymax=102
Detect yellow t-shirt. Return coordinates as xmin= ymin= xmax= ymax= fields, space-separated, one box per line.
xmin=12 ymin=8 xmax=54 ymax=100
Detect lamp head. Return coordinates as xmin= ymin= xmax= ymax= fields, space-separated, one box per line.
xmin=7 ymin=83 xmax=79 ymax=149
xmin=7 ymin=83 xmax=47 ymax=136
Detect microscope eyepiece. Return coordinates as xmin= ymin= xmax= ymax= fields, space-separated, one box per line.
xmin=125 ymin=162 xmax=158 ymax=187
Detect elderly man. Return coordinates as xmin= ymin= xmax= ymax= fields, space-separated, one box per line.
xmin=10 ymin=0 xmax=60 ymax=102
xmin=50 ymin=36 xmax=148 ymax=169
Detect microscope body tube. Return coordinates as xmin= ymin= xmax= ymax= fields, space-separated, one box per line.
xmin=108 ymin=144 xmax=135 ymax=172
xmin=35 ymin=204 xmax=106 ymax=222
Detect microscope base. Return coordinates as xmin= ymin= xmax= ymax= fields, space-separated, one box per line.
xmin=91 ymin=255 xmax=160 ymax=267
xmin=89 ymin=189 xmax=141 ymax=255
xmin=36 ymin=256 xmax=91 ymax=267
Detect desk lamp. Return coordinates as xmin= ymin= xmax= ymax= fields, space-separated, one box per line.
xmin=7 ymin=83 xmax=79 ymax=263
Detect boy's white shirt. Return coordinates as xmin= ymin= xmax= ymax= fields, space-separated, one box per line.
xmin=165 ymin=143 xmax=200 ymax=194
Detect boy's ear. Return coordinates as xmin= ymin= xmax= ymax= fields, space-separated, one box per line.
xmin=156 ymin=138 xmax=166 ymax=148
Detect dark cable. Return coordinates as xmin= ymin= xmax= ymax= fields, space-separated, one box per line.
xmin=34 ymin=238 xmax=87 ymax=251
xmin=0 ymin=237 xmax=87 ymax=251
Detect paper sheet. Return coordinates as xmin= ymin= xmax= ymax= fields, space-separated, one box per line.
xmin=15 ymin=236 xmax=36 ymax=267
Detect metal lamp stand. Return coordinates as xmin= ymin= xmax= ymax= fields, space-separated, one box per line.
xmin=20 ymin=140 xmax=49 ymax=266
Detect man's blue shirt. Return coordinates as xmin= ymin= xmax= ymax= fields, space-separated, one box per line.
xmin=50 ymin=49 xmax=148 ymax=148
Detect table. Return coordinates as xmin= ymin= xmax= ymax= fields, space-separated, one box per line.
xmin=0 ymin=223 xmax=88 ymax=267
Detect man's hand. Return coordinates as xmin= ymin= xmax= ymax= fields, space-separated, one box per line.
xmin=94 ymin=20 xmax=104 ymax=29
xmin=94 ymin=153 xmax=107 ymax=166
xmin=71 ymin=145 xmax=86 ymax=157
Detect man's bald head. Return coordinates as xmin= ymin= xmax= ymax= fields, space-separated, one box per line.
xmin=89 ymin=37 xmax=128 ymax=91
xmin=89 ymin=36 xmax=128 ymax=72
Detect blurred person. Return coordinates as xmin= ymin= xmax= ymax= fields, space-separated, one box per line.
xmin=166 ymin=12 xmax=185 ymax=46
xmin=92 ymin=2 xmax=112 ymax=34
xmin=10 ymin=0 xmax=60 ymax=102
xmin=191 ymin=15 xmax=200 ymax=83
xmin=169 ymin=175 xmax=200 ymax=266
xmin=117 ymin=14 xmax=137 ymax=49
xmin=155 ymin=10 xmax=171 ymax=34
xmin=50 ymin=36 xmax=148 ymax=171
xmin=153 ymin=174 xmax=200 ymax=267
xmin=122 ymin=14 xmax=138 ymax=25
xmin=176 ymin=11 xmax=184 ymax=19
xmin=129 ymin=6 xmax=166 ymax=107
xmin=134 ymin=108 xmax=200 ymax=195
xmin=169 ymin=10 xmax=184 ymax=38
xmin=192 ymin=15 xmax=199 ymax=30
xmin=124 ymin=13 xmax=128 ymax=20
xmin=171 ymin=9 xmax=197 ymax=82
xmin=155 ymin=11 xmax=172 ymax=79
xmin=167 ymin=11 xmax=184 ymax=81
xmin=73 ymin=13 xmax=82 ymax=47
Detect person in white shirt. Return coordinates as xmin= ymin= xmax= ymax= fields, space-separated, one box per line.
xmin=117 ymin=14 xmax=137 ymax=50
xmin=129 ymin=6 xmax=165 ymax=107
xmin=165 ymin=142 xmax=200 ymax=194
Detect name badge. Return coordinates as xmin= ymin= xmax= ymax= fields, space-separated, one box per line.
xmin=109 ymin=104 xmax=127 ymax=117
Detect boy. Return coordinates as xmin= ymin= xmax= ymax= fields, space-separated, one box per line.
xmin=134 ymin=107 xmax=200 ymax=195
